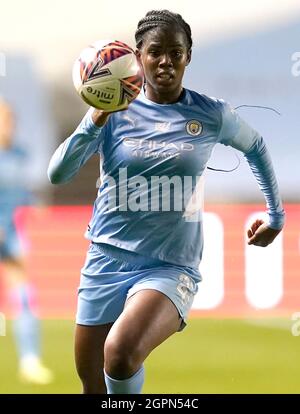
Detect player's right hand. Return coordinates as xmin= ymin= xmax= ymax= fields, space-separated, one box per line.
xmin=91 ymin=109 xmax=112 ymax=127
xmin=91 ymin=103 xmax=128 ymax=126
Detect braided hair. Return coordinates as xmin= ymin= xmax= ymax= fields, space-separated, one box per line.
xmin=135 ymin=10 xmax=192 ymax=50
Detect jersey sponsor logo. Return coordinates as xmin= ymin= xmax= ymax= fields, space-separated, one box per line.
xmin=186 ymin=120 xmax=203 ymax=136
xmin=123 ymin=138 xmax=194 ymax=151
xmin=123 ymin=138 xmax=194 ymax=159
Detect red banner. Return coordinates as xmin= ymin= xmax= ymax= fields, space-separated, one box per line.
xmin=0 ymin=205 xmax=299 ymax=318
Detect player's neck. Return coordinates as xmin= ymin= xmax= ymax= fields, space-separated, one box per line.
xmin=144 ymin=85 xmax=184 ymax=104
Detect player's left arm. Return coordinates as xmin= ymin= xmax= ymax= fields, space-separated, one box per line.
xmin=217 ymin=102 xmax=285 ymax=247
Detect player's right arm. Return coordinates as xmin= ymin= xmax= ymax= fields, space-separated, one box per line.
xmin=47 ymin=109 xmax=109 ymax=184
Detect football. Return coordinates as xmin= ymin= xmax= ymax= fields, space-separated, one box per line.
xmin=72 ymin=40 xmax=144 ymax=111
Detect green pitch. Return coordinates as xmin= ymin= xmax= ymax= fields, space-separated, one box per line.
xmin=0 ymin=318 xmax=299 ymax=394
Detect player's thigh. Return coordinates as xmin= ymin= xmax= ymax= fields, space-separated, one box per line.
xmin=75 ymin=323 xmax=113 ymax=376
xmin=106 ymin=289 xmax=181 ymax=361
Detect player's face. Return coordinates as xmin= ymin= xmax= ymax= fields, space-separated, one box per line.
xmin=138 ymin=28 xmax=191 ymax=104
xmin=0 ymin=104 xmax=14 ymax=149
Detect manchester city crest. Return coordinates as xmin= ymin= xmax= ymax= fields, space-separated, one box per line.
xmin=186 ymin=120 xmax=203 ymax=136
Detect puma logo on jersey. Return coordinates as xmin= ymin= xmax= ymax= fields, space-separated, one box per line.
xmin=122 ymin=114 xmax=136 ymax=127
xmin=155 ymin=122 xmax=171 ymax=132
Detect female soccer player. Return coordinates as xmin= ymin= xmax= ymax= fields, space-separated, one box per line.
xmin=0 ymin=99 xmax=53 ymax=384
xmin=48 ymin=10 xmax=285 ymax=394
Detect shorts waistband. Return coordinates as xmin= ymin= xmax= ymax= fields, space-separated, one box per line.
xmin=91 ymin=242 xmax=166 ymax=266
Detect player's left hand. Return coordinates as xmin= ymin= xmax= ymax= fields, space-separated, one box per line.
xmin=247 ymin=219 xmax=282 ymax=247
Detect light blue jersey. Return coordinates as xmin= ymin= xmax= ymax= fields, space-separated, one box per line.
xmin=48 ymin=88 xmax=285 ymax=269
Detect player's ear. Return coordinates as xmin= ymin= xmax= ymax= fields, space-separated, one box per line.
xmin=186 ymin=49 xmax=192 ymax=66
xmin=135 ymin=49 xmax=141 ymax=60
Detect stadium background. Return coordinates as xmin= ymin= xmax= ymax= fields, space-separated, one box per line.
xmin=0 ymin=0 xmax=299 ymax=393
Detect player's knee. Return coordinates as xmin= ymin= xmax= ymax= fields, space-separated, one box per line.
xmin=104 ymin=336 xmax=143 ymax=379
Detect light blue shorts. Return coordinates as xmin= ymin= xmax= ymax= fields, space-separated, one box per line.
xmin=76 ymin=242 xmax=200 ymax=330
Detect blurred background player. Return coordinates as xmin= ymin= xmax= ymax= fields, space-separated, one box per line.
xmin=0 ymin=98 xmax=53 ymax=384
